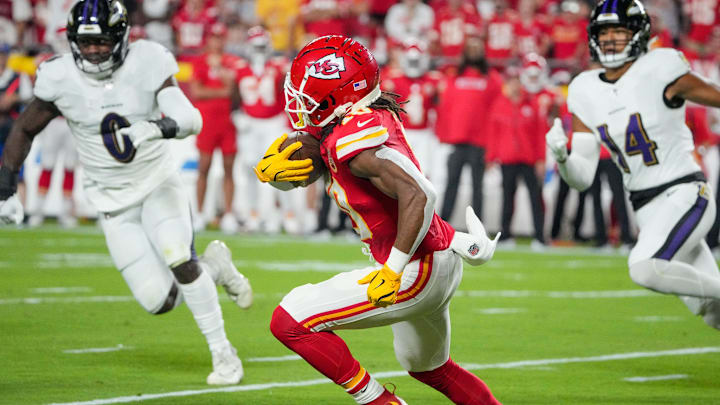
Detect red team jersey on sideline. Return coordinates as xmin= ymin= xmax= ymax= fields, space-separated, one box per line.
xmin=235 ymin=58 xmax=286 ymax=118
xmin=321 ymin=108 xmax=455 ymax=264
xmin=191 ymin=53 xmax=238 ymax=117
xmin=381 ymin=71 xmax=442 ymax=130
xmin=685 ymin=0 xmax=720 ymax=43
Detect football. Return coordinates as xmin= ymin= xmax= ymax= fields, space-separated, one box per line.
xmin=279 ymin=131 xmax=327 ymax=187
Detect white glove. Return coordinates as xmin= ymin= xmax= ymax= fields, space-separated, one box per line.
xmin=117 ymin=120 xmax=162 ymax=148
xmin=546 ymin=117 xmax=569 ymax=163
xmin=0 ymin=194 xmax=24 ymax=225
xmin=450 ymin=206 xmax=500 ymax=266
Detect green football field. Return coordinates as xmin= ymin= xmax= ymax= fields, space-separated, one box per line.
xmin=1 ymin=225 xmax=720 ymax=405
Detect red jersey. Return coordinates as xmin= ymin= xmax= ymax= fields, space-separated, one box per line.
xmin=191 ymin=53 xmax=238 ymax=118
xmin=381 ymin=71 xmax=442 ymax=130
xmin=301 ymin=0 xmax=351 ymax=37
xmin=514 ymin=17 xmax=547 ymax=56
xmin=487 ymin=92 xmax=544 ymax=164
xmin=684 ymin=0 xmax=720 ymax=43
xmin=432 ymin=3 xmax=481 ymax=59
xmin=321 ymin=108 xmax=455 ymax=263
xmin=171 ymin=5 xmax=217 ymax=54
xmin=549 ymin=16 xmax=586 ymax=60
xmin=435 ymin=68 xmax=503 ymax=146
xmin=234 ymin=58 xmax=286 ymax=118
xmin=485 ymin=12 xmax=517 ymax=61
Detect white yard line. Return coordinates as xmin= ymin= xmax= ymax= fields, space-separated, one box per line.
xmin=0 ymin=296 xmax=136 ymax=305
xmin=63 ymin=344 xmax=132 ymax=354
xmin=454 ymin=289 xmax=655 ymax=298
xmin=31 ymin=287 xmax=93 ymax=294
xmin=245 ymin=354 xmax=303 ymax=362
xmin=0 ymin=289 xmax=653 ymax=306
xmin=473 ymin=308 xmax=527 ymax=314
xmin=634 ymin=316 xmax=685 ymax=322
xmin=47 ymin=346 xmax=720 ymax=405
xmin=623 ymin=374 xmax=689 ymax=382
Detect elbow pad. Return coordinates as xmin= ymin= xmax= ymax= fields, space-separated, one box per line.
xmin=157 ymin=86 xmax=203 ymax=138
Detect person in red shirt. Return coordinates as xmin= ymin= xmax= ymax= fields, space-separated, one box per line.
xmin=436 ymin=33 xmax=503 ymax=223
xmin=171 ymin=0 xmax=218 ymax=56
xmin=300 ymin=0 xmax=357 ymax=40
xmin=190 ymin=23 xmax=239 ymax=233
xmin=255 ymin=35 xmax=501 ymax=405
xmin=483 ymin=0 xmax=517 ymax=68
xmin=515 ymin=0 xmax=550 ymax=57
xmin=548 ymin=0 xmax=588 ymax=68
xmin=234 ymin=26 xmax=303 ymax=234
xmin=381 ymin=42 xmax=444 ymax=184
xmin=430 ymin=0 xmax=481 ymax=67
xmin=683 ymin=0 xmax=720 ymax=53
xmin=488 ymin=68 xmax=546 ymax=245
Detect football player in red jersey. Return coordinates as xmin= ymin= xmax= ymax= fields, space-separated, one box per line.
xmin=255 ymin=35 xmax=502 ymax=405
xmin=234 ymin=26 xmax=306 ymax=234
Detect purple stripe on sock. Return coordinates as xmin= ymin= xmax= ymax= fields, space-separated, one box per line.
xmin=656 ymin=197 xmax=708 ymax=260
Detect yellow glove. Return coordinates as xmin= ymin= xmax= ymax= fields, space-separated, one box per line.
xmin=358 ymin=264 xmax=402 ymax=307
xmin=254 ymin=134 xmax=314 ymax=183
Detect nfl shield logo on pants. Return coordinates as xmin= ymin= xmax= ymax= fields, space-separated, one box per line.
xmin=468 ymin=243 xmax=479 ymax=256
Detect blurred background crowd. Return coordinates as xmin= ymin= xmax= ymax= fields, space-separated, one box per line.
xmin=1 ymin=0 xmax=720 ymax=251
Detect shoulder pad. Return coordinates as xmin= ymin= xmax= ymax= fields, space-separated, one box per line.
xmin=36 ymin=54 xmax=68 ymax=81
xmin=333 ymin=110 xmax=389 ymax=161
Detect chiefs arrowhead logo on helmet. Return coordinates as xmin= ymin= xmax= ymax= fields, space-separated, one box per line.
xmin=308 ymin=54 xmax=346 ymax=80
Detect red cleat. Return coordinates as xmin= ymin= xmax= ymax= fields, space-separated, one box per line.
xmin=368 ymin=383 xmax=408 ymax=405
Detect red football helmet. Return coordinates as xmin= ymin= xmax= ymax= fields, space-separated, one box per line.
xmin=284 ymin=35 xmax=380 ymax=130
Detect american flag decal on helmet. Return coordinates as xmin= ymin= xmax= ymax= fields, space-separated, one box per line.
xmin=353 ymin=80 xmax=367 ymax=91
xmin=468 ymin=243 xmax=480 ymax=256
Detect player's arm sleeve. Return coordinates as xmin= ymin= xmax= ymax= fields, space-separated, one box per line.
xmin=563 ymin=83 xmax=600 ymax=190
xmin=558 ymin=129 xmax=600 ymax=191
xmin=156 ymin=84 xmax=202 ymax=138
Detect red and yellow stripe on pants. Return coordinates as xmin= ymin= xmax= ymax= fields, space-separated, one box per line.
xmin=299 ymin=254 xmax=434 ymax=330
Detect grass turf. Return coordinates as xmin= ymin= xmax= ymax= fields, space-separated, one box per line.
xmin=1 ymin=225 xmax=719 ymax=405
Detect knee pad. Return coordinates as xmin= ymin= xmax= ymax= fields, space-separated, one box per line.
xmin=153 ymin=283 xmax=182 ymax=314
xmin=133 ymin=278 xmax=177 ymax=314
xmin=628 ymin=259 xmax=661 ymax=289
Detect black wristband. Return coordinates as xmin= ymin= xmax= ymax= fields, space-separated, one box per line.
xmin=150 ymin=117 xmax=179 ymax=139
xmin=0 ymin=165 xmax=18 ymax=200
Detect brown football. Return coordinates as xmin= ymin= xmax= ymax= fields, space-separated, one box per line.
xmin=279 ymin=131 xmax=327 ymax=187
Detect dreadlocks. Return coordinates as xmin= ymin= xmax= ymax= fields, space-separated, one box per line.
xmin=320 ymin=92 xmax=407 ymax=140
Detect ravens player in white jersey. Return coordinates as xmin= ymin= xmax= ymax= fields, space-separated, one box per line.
xmin=0 ymin=0 xmax=252 ymax=384
xmin=546 ymin=0 xmax=720 ymax=330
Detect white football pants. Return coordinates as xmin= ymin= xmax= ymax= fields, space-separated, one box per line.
xmin=629 ymin=181 xmax=720 ymax=317
xmin=279 ymin=248 xmax=463 ymax=372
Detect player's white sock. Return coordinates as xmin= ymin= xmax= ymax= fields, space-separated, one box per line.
xmin=343 ymin=367 xmax=384 ymax=404
xmin=630 ymin=258 xmax=720 ymax=299
xmin=178 ymin=270 xmax=229 ymax=352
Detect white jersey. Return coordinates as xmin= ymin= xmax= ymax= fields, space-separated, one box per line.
xmin=567 ymin=48 xmax=700 ymax=192
xmin=33 ymin=40 xmax=180 ymax=212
